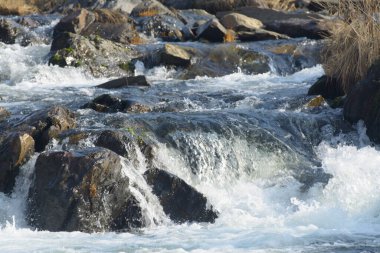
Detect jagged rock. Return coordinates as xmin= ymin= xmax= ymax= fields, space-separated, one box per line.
xmin=308 ymin=75 xmax=344 ymax=100
xmin=196 ymin=18 xmax=227 ymax=42
xmin=237 ymin=29 xmax=289 ymax=41
xmin=0 ymin=19 xmax=19 ymax=44
xmin=0 ymin=133 xmax=35 ymax=194
xmin=178 ymin=9 xmax=214 ymax=29
xmin=53 ymin=8 xmax=139 ymax=46
xmin=27 ymin=148 xmax=143 ymax=232
xmin=144 ymin=168 xmax=218 ymax=223
xmin=220 ymin=13 xmax=263 ymax=31
xmin=82 ymin=94 xmax=151 ymax=113
xmin=50 ymin=32 xmax=139 ymax=77
xmin=0 ymin=107 xmax=10 ymax=122
xmin=344 ymin=61 xmax=380 ymax=143
xmin=97 ymin=76 xmax=150 ymax=89
xmin=15 ymin=106 xmax=76 ymax=152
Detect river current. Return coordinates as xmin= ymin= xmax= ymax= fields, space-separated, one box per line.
xmin=0 ymin=18 xmax=380 ymax=253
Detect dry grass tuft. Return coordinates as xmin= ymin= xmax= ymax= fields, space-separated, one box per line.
xmin=224 ymin=29 xmax=236 ymax=43
xmin=0 ymin=0 xmax=39 ymax=15
xmin=321 ymin=0 xmax=380 ymax=93
xmin=265 ymin=0 xmax=297 ymax=10
xmin=138 ymin=9 xmax=159 ymax=17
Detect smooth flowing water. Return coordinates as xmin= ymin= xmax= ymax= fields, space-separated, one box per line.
xmin=1 ymin=19 xmax=380 ymax=253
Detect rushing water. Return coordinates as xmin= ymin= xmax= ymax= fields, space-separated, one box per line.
xmin=1 ymin=19 xmax=380 ymax=253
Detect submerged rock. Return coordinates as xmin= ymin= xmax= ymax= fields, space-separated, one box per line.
xmin=0 ymin=133 xmax=35 ymax=194
xmin=344 ymin=61 xmax=380 ymax=143
xmin=27 ymin=148 xmax=143 ymax=232
xmin=97 ymin=76 xmax=150 ymax=89
xmin=144 ymin=168 xmax=218 ymax=223
xmin=82 ymin=94 xmax=151 ymax=113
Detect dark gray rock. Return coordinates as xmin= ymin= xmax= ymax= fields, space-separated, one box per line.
xmin=95 ymin=130 xmax=132 ymax=157
xmin=82 ymin=94 xmax=151 ymax=113
xmin=27 ymin=148 xmax=143 ymax=232
xmin=0 ymin=132 xmax=35 ymax=194
xmin=97 ymin=76 xmax=150 ymax=89
xmin=237 ymin=29 xmax=289 ymax=42
xmin=308 ymin=75 xmax=344 ymax=100
xmin=144 ymin=168 xmax=218 ymax=223
xmin=196 ymin=18 xmax=227 ymax=42
xmin=344 ymin=61 xmax=380 ymax=143
xmin=0 ymin=19 xmax=19 ymax=44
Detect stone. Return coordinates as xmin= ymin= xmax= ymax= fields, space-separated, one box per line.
xmin=344 ymin=61 xmax=380 ymax=143
xmin=237 ymin=29 xmax=289 ymax=41
xmin=196 ymin=18 xmax=227 ymax=42
xmin=0 ymin=107 xmax=10 ymax=122
xmin=308 ymin=75 xmax=345 ymax=100
xmin=16 ymin=106 xmax=76 ymax=152
xmin=144 ymin=168 xmax=218 ymax=223
xmin=0 ymin=133 xmax=35 ymax=194
xmin=27 ymin=148 xmax=143 ymax=232
xmin=97 ymin=76 xmax=150 ymax=89
xmin=95 ymin=130 xmax=132 ymax=157
xmin=306 ymin=95 xmax=325 ymax=108
xmin=0 ymin=19 xmax=19 ymax=44
xmin=131 ymin=0 xmax=174 ymax=18
xmin=160 ymin=44 xmax=192 ymax=67
xmin=82 ymin=94 xmax=151 ymax=113
xmin=220 ymin=13 xmax=263 ymax=32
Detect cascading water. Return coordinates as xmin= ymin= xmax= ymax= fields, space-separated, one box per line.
xmin=1 ymin=18 xmax=380 ymax=253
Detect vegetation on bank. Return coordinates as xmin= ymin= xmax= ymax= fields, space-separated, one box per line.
xmin=322 ymin=0 xmax=380 ymax=92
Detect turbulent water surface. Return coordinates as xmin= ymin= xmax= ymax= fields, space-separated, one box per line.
xmin=1 ymin=18 xmax=380 ymax=253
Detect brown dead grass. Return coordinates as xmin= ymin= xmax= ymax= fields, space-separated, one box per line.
xmin=266 ymin=0 xmax=297 ymax=10
xmin=321 ymin=0 xmax=380 ymax=93
xmin=0 ymin=0 xmax=38 ymax=15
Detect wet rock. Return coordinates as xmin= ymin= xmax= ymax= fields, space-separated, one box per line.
xmin=97 ymin=76 xmax=150 ymax=89
xmin=344 ymin=61 xmax=380 ymax=143
xmin=144 ymin=168 xmax=218 ymax=223
xmin=306 ymin=95 xmax=325 ymax=108
xmin=16 ymin=106 xmax=76 ymax=152
xmin=27 ymin=148 xmax=143 ymax=232
xmin=196 ymin=18 xmax=227 ymax=42
xmin=296 ymin=167 xmax=332 ymax=192
xmin=95 ymin=130 xmax=132 ymax=157
xmin=237 ymin=29 xmax=289 ymax=42
xmin=0 ymin=133 xmax=35 ymax=194
xmin=82 ymin=94 xmax=151 ymax=113
xmin=0 ymin=107 xmax=10 ymax=122
xmin=220 ymin=13 xmax=263 ymax=32
xmin=53 ymin=8 xmax=139 ymax=45
xmin=50 ymin=32 xmax=139 ymax=77
xmin=308 ymin=75 xmax=344 ymax=100
xmin=160 ymin=44 xmax=192 ymax=67
xmin=0 ymin=19 xmax=19 ymax=44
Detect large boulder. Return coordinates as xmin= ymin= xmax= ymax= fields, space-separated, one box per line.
xmin=308 ymin=75 xmax=345 ymax=100
xmin=344 ymin=61 xmax=380 ymax=143
xmin=49 ymin=32 xmax=140 ymax=77
xmin=15 ymin=106 xmax=76 ymax=152
xmin=0 ymin=132 xmax=35 ymax=194
xmin=27 ymin=148 xmax=143 ymax=232
xmin=144 ymin=168 xmax=218 ymax=223
xmin=97 ymin=75 xmax=150 ymax=89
